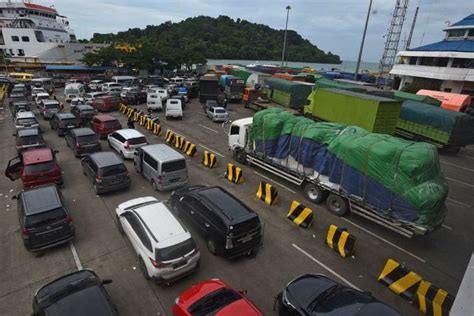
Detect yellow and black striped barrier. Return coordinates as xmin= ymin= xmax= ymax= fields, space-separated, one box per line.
xmin=415 ymin=280 xmax=454 ymax=316
xmin=182 ymin=141 xmax=197 ymax=157
xmin=119 ymin=103 xmax=127 ymax=113
xmin=256 ymin=181 xmax=279 ymax=205
xmin=139 ymin=115 xmax=147 ymax=127
xmin=287 ymin=200 xmax=313 ymax=228
xmin=165 ymin=130 xmax=175 ymax=144
xmin=378 ymin=259 xmax=423 ymax=301
xmin=152 ymin=123 xmax=162 ymax=136
xmin=225 ymin=163 xmax=244 ymax=184
xmin=325 ymin=224 xmax=355 ymax=258
xmin=126 ymin=107 xmax=134 ymax=118
xmin=175 ymin=135 xmax=185 ymax=150
xmin=202 ymin=150 xmax=217 ymax=168
xmin=133 ymin=111 xmax=141 ymax=122
xmin=146 ymin=118 xmax=154 ymax=131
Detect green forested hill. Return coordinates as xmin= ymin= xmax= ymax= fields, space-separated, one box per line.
xmin=89 ymin=15 xmax=341 ymax=64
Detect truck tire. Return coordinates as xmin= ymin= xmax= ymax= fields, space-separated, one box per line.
xmin=233 ymin=148 xmax=247 ymax=164
xmin=304 ymin=183 xmax=327 ymax=204
xmin=326 ymin=194 xmax=349 ymax=216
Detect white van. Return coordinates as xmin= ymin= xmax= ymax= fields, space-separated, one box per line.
xmin=147 ymin=93 xmax=162 ymax=111
xmin=111 ymin=76 xmax=137 ymax=86
xmin=102 ymin=82 xmax=122 ymax=93
xmin=169 ymin=77 xmax=184 ymax=85
xmin=64 ymin=83 xmax=85 ymax=102
xmin=31 ymin=78 xmax=54 ymax=94
xmin=156 ymin=88 xmax=168 ymax=101
xmin=165 ymin=99 xmax=183 ymax=120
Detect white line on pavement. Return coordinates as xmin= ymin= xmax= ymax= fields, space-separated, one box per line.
xmin=69 ymin=241 xmax=83 ymax=270
xmin=440 ymin=161 xmax=474 ymax=172
xmin=459 ymin=154 xmax=474 ymax=161
xmin=253 ymin=171 xmax=296 ymax=193
xmin=198 ymin=124 xmax=219 ymax=134
xmin=447 ymin=197 xmax=471 ymax=208
xmin=442 ymin=224 xmax=453 ymax=230
xmin=292 ymin=243 xmax=361 ymax=291
xmin=446 ymin=177 xmax=474 ymax=189
xmin=198 ymin=144 xmax=225 ymax=157
xmin=339 ymin=218 xmax=427 ymax=263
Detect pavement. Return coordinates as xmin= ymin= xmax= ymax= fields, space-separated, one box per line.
xmin=0 ymin=90 xmax=473 ymax=315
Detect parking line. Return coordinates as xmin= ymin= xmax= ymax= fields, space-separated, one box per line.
xmin=440 ymin=161 xmax=474 ymax=172
xmin=442 ymin=224 xmax=453 ymax=230
xmin=446 ymin=177 xmax=474 ymax=189
xmin=69 ymin=241 xmax=83 ymax=270
xmin=253 ymin=171 xmax=296 ymax=193
xmin=447 ymin=197 xmax=471 ymax=208
xmin=459 ymin=154 xmax=474 ymax=161
xmin=198 ymin=144 xmax=225 ymax=157
xmin=198 ymin=124 xmax=219 ymax=134
xmin=339 ymin=218 xmax=427 ymax=263
xmin=292 ymin=243 xmax=361 ymax=291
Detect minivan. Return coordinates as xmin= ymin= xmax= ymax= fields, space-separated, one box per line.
xmin=31 ymin=78 xmax=54 ymax=94
xmin=39 ymin=100 xmax=60 ymax=120
xmin=64 ymin=83 xmax=86 ymax=102
xmin=165 ymin=99 xmax=183 ymax=120
xmin=15 ymin=111 xmax=39 ymax=130
xmin=108 ymin=129 xmax=148 ymax=159
xmin=147 ymin=93 xmax=162 ymax=111
xmin=92 ymin=96 xmax=121 ymax=112
xmin=134 ymin=144 xmax=188 ymax=191
xmin=90 ymin=115 xmax=122 ymax=139
xmin=14 ymin=128 xmax=45 ymax=154
xmin=65 ymin=128 xmax=102 ymax=157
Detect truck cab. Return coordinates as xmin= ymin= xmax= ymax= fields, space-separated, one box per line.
xmin=228 ymin=118 xmax=253 ymax=163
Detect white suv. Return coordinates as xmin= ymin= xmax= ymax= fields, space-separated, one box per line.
xmin=107 ymin=129 xmax=148 ymax=159
xmin=115 ymin=197 xmax=200 ymax=283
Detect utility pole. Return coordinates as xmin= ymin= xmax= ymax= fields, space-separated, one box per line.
xmin=405 ymin=6 xmax=419 ymax=50
xmin=354 ymin=0 xmax=373 ymax=81
xmin=281 ymin=5 xmax=291 ymax=68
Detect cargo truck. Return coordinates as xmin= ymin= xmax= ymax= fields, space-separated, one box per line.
xmin=228 ymin=109 xmax=448 ymax=238
xmin=199 ymin=74 xmax=219 ymax=103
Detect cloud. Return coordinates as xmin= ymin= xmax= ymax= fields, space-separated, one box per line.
xmin=35 ymin=0 xmax=472 ymax=61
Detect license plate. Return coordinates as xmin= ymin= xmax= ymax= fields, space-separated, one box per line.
xmin=169 ymin=178 xmax=179 ymax=183
xmin=67 ymin=125 xmax=74 ymax=128
xmin=173 ymin=260 xmax=187 ymax=269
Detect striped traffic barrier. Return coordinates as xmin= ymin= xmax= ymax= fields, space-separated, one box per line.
xmin=175 ymin=135 xmax=185 ymax=149
xmin=378 ymin=259 xmax=423 ymax=301
xmin=256 ymin=181 xmax=278 ymax=205
xmin=182 ymin=141 xmax=197 ymax=157
xmin=119 ymin=103 xmax=127 ymax=113
xmin=287 ymin=200 xmax=313 ymax=228
xmin=325 ymin=224 xmax=355 ymax=258
xmin=152 ymin=123 xmax=162 ymax=136
xmin=139 ymin=115 xmax=147 ymax=126
xmin=202 ymin=150 xmax=217 ymax=168
xmin=146 ymin=118 xmax=154 ymax=131
xmin=133 ymin=111 xmax=141 ymax=122
xmin=126 ymin=107 xmax=134 ymax=118
xmin=165 ymin=130 xmax=175 ymax=144
xmin=224 ymin=163 xmax=244 ymax=184
xmin=415 ymin=280 xmax=454 ymax=316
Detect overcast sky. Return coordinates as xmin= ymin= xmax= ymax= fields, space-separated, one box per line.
xmin=38 ymin=0 xmax=471 ymax=62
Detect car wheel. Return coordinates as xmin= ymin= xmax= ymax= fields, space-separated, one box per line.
xmin=304 ymin=183 xmax=327 ymax=204
xmin=152 ymin=180 xmax=158 ymax=191
xmin=115 ymin=215 xmax=124 ymax=235
xmin=138 ymin=257 xmax=150 ymax=280
xmin=326 ymin=194 xmax=349 ymax=216
xmin=206 ymin=239 xmax=218 ymax=255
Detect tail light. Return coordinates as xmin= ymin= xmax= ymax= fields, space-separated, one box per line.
xmin=149 ymin=257 xmax=171 ymax=268
xmin=76 ymin=142 xmax=82 ymax=148
xmin=225 ymin=235 xmax=234 ymax=250
xmin=22 ymin=227 xmax=29 ymax=239
xmin=66 ymin=215 xmax=73 ymax=225
xmin=95 ymin=176 xmax=103 ymax=183
xmin=124 ymin=141 xmax=130 ymax=149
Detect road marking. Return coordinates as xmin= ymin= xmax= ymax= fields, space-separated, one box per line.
xmin=198 ymin=124 xmax=219 ymax=134
xmin=440 ymin=161 xmax=474 ymax=172
xmin=459 ymin=154 xmax=474 ymax=161
xmin=198 ymin=144 xmax=225 ymax=157
xmin=447 ymin=197 xmax=471 ymax=208
xmin=446 ymin=177 xmax=474 ymax=189
xmin=253 ymin=171 xmax=296 ymax=193
xmin=292 ymin=243 xmax=361 ymax=291
xmin=442 ymin=224 xmax=453 ymax=230
xmin=69 ymin=241 xmax=83 ymax=270
xmin=339 ymin=217 xmax=426 ymax=263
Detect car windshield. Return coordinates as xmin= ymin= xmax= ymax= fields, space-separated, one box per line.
xmin=17 ymin=118 xmax=37 ymax=125
xmin=102 ymin=120 xmax=120 ymax=128
xmin=25 ymin=207 xmax=66 ymax=228
xmin=65 ymin=89 xmax=78 ymax=94
xmin=77 ymin=134 xmax=98 ymax=144
xmin=216 ymin=109 xmax=227 ymax=114
xmin=156 ymin=238 xmax=196 ymax=261
xmin=81 ymin=109 xmax=95 ymax=114
xmin=46 ymin=104 xmax=59 ymax=109
xmin=128 ymin=137 xmax=147 ymax=145
xmin=12 ymin=88 xmax=23 ymax=93
xmin=24 ymin=161 xmax=55 ymax=174
xmin=100 ymin=164 xmax=127 ymax=177
xmin=61 ymin=118 xmax=79 ymax=125
xmin=161 ymin=159 xmax=185 ymax=173
xmin=19 ymin=135 xmax=41 ymax=145
xmin=188 ymin=288 xmax=241 ymax=315
xmin=312 ymin=288 xmax=373 ymax=315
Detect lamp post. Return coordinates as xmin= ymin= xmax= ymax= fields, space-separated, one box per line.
xmin=354 ymin=0 xmax=372 ymax=81
xmin=281 ymin=5 xmax=291 ymax=67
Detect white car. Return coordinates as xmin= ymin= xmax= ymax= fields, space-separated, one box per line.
xmin=35 ymin=92 xmax=50 ymax=105
xmin=84 ymin=92 xmax=107 ymax=104
xmin=147 ymin=93 xmax=162 ymax=111
xmin=89 ymin=80 xmax=104 ymax=91
xmin=156 ymin=89 xmax=168 ymax=102
xmin=102 ymin=82 xmax=122 ymax=93
xmin=31 ymin=87 xmax=46 ymax=99
xmin=107 ymin=129 xmax=148 ymax=159
xmin=165 ymin=99 xmax=183 ymax=120
xmin=115 ymin=196 xmax=200 ymax=283
xmin=206 ymin=106 xmax=229 ymax=122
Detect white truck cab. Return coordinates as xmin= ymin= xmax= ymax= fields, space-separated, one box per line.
xmin=228 ymin=117 xmax=253 ymax=151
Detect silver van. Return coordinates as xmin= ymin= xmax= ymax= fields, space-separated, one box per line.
xmin=134 ymin=144 xmax=188 ymax=191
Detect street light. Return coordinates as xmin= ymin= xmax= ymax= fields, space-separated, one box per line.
xmin=354 ymin=0 xmax=372 ymax=81
xmin=281 ymin=5 xmax=291 ymax=67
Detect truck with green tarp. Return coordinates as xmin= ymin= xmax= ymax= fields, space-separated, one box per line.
xmin=304 ymin=88 xmax=402 ymax=135
xmin=228 ymin=108 xmax=448 ymax=238
xmin=263 ymin=77 xmax=314 ymax=110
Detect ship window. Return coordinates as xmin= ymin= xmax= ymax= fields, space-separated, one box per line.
xmin=21 ymin=36 xmax=29 ymax=42
xmin=468 ymin=29 xmax=474 ymax=37
xmin=18 ymin=49 xmax=25 ymax=56
xmin=11 ymin=36 xmax=19 ymax=42
xmin=447 ymin=29 xmax=465 ymax=38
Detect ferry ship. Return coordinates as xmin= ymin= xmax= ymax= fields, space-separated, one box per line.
xmin=0 ymin=0 xmax=107 ymax=64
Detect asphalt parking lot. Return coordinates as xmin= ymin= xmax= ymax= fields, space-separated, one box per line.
xmin=1 ymin=90 xmax=473 ymax=315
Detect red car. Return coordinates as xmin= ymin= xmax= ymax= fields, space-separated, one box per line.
xmin=92 ymin=96 xmax=121 ymax=112
xmin=90 ymin=114 xmax=122 ymax=139
xmin=172 ymin=279 xmax=263 ymax=316
xmin=5 ymin=148 xmax=63 ymax=188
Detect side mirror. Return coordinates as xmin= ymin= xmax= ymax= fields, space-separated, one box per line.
xmin=238 ymin=289 xmax=248 ymax=296
xmin=11 ymin=195 xmax=18 ymax=200
xmin=102 ymin=279 xmax=113 ymax=285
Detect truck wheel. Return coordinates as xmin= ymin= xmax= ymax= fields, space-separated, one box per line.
xmin=326 ymin=194 xmax=348 ymax=216
xmin=233 ymin=148 xmax=247 ymax=164
xmin=304 ymin=183 xmax=327 ymax=204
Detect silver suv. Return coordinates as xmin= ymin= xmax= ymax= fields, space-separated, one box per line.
xmin=206 ymin=106 xmax=229 ymax=122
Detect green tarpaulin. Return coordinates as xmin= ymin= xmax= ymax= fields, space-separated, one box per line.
xmin=394 ymin=91 xmax=441 ymax=106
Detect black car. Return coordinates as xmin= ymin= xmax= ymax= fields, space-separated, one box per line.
xmin=122 ymin=91 xmax=147 ymax=105
xmin=49 ymin=112 xmax=81 ymax=136
xmin=169 ymin=185 xmax=263 ymax=258
xmin=277 ymin=274 xmax=401 ymax=316
xmin=15 ymin=185 xmax=75 ymax=252
xmin=71 ymin=104 xmax=97 ymax=126
xmin=81 ymin=152 xmax=131 ymax=194
xmin=32 ymin=269 xmax=117 ymax=316
xmin=65 ymin=128 xmax=102 ymax=157
xmin=11 ymin=101 xmax=31 ymax=117
xmin=14 ymin=128 xmax=45 ymax=154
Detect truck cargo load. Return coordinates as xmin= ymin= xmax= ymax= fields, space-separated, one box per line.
xmin=199 ymin=74 xmax=219 ymax=103
xmin=264 ymin=77 xmax=314 ymax=110
xmin=304 ymin=88 xmax=402 ymax=135
xmin=393 ymin=91 xmax=441 ymax=106
xmin=248 ymin=108 xmax=448 ymax=231
xmin=229 ymin=69 xmax=252 ymax=83
xmin=416 ymin=90 xmax=472 ymax=112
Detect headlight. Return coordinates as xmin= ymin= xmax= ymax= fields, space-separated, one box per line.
xmin=174 ymin=296 xmax=180 ymax=304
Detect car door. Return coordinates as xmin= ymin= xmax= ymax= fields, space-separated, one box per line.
xmin=108 ymin=133 xmax=120 ymax=152
xmin=122 ymin=212 xmax=153 ymax=259
xmin=180 ymin=196 xmax=207 ymax=235
xmin=5 ymin=156 xmax=22 ymax=181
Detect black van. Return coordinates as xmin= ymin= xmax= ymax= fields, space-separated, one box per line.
xmin=169 ymin=185 xmax=263 ymax=258
xmin=81 ymin=152 xmax=130 ymax=194
xmin=16 ymin=185 xmax=75 ymax=252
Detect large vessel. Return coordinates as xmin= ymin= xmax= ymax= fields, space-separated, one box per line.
xmin=0 ymin=0 xmax=106 ymax=64
xmin=391 ymin=13 xmax=474 ymax=96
